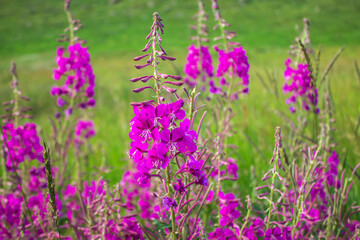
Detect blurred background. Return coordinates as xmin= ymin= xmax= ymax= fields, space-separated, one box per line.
xmin=0 ymin=0 xmax=359 ymax=197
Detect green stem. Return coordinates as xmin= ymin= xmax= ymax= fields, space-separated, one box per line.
xmin=165 ymin=165 xmax=176 ymax=238
xmin=239 ymin=207 xmax=251 ymax=238
xmin=151 ymin=14 xmax=161 ymax=103
xmin=65 ymin=10 xmax=75 ymax=45
xmin=196 ymin=0 xmax=204 ymax=49
xmin=266 ymin=160 xmax=277 ymax=229
xmin=292 ymin=139 xmax=322 ymax=236
xmin=171 ymin=208 xmax=176 ymax=239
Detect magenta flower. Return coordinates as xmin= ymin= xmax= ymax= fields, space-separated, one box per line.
xmin=219 ymin=192 xmax=241 ymax=227
xmin=208 ymin=228 xmax=238 ymax=240
xmin=214 ymin=46 xmax=250 ymax=94
xmin=173 ymin=179 xmax=186 ymax=194
xmin=184 ymin=45 xmax=214 ymax=88
xmin=51 ymin=43 xmax=96 ymax=115
xmin=283 ymin=58 xmax=319 ymax=113
xmin=74 ymin=120 xmax=96 ymax=147
xmin=163 ymin=197 xmax=177 ymax=210
xmin=82 ymin=180 xmax=106 ymax=205
xmin=1 ymin=123 xmax=43 ymax=169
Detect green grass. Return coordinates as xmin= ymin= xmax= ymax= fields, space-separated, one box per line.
xmin=0 ymin=0 xmax=359 ymax=201
xmin=1 ymin=0 xmax=360 ymax=56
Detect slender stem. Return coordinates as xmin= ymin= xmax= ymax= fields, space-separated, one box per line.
xmin=192 ymin=183 xmax=213 ymax=233
xmin=12 ymin=74 xmax=20 ymax=128
xmin=266 ymin=161 xmax=277 ymax=229
xmin=65 ymin=9 xmax=75 ymax=45
xmin=171 ymin=208 xmax=176 ymax=239
xmin=165 ymin=164 xmax=176 ymax=238
xmin=196 ymin=0 xmax=204 ymax=49
xmin=239 ymin=207 xmax=251 ymax=238
xmin=151 ymin=14 xmax=161 ymax=103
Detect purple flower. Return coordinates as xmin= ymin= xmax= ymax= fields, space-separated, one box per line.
xmin=163 ymin=197 xmax=177 ymax=210
xmin=184 ymin=45 xmax=214 ymax=88
xmin=57 ymin=97 xmax=66 ymax=107
xmin=283 ymin=58 xmax=319 ymax=113
xmin=208 ymin=228 xmax=237 ymax=240
xmin=1 ymin=123 xmax=43 ymax=169
xmin=219 ymin=192 xmax=241 ymax=227
xmin=51 ymin=43 xmax=96 ymax=115
xmin=82 ymin=180 xmax=106 ymax=205
xmin=173 ymin=179 xmax=186 ymax=193
xmin=264 ymin=227 xmax=282 ymax=240
xmin=74 ymin=120 xmax=96 ymax=146
xmin=185 ymin=45 xmax=201 ymax=80
xmin=160 ymin=127 xmax=185 ymax=153
xmin=326 ymin=151 xmax=340 ymax=187
xmin=215 ymin=46 xmax=250 ymax=94
xmin=227 ymin=162 xmax=238 ymax=179
xmin=135 ymin=171 xmax=152 ymax=185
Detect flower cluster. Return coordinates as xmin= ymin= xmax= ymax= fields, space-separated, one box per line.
xmin=129 ymin=100 xmax=206 ymax=186
xmin=218 ymin=192 xmax=241 ymax=227
xmin=209 ymin=0 xmax=250 ymax=97
xmin=184 ymin=44 xmax=214 ymax=88
xmin=51 ymin=43 xmax=96 ymax=117
xmin=74 ymin=120 xmax=96 ymax=147
xmin=215 ymin=46 xmax=250 ymax=95
xmin=283 ymin=58 xmax=319 ymax=113
xmin=2 ymin=1 xmax=360 ymax=239
xmin=1 ymin=123 xmax=43 ymax=169
xmin=0 ymin=166 xmax=62 ymax=239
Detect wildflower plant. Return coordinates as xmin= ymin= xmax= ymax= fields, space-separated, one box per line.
xmin=50 ymin=0 xmax=96 ymax=189
xmin=0 ymin=0 xmax=359 ymax=239
xmin=184 ymin=0 xmax=213 ymax=89
xmin=126 ymin=11 xmax=215 ymax=239
xmin=0 ymin=63 xmax=65 ymax=239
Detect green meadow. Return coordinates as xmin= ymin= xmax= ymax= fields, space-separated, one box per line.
xmin=0 ymin=0 xmax=359 ymax=200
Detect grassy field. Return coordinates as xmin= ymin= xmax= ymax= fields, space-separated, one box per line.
xmin=0 ymin=0 xmax=359 ymax=200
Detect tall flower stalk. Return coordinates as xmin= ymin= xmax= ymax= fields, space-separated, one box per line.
xmin=129 ymin=12 xmax=211 ymax=239
xmin=50 ymin=0 xmax=96 ymax=190
xmin=209 ymin=0 xmax=250 ymax=228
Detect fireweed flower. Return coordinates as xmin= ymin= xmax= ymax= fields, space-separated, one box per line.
xmin=129 ymin=102 xmax=200 ymax=176
xmin=127 ymin=12 xmax=211 ymax=239
xmin=215 ymin=46 xmax=250 ymax=95
xmin=211 ymin=0 xmax=250 ymax=97
xmin=208 ymin=228 xmax=238 ymax=240
xmin=1 ymin=123 xmax=43 ymax=169
xmin=0 ymin=189 xmax=63 ymax=238
xmin=74 ymin=120 xmax=96 ymax=147
xmin=51 ymin=43 xmax=96 ymax=116
xmin=120 ymin=170 xmax=160 ymax=224
xmin=163 ymin=197 xmax=177 ymax=210
xmin=264 ymin=227 xmax=292 ymax=240
xmin=283 ymin=58 xmax=319 ymax=113
xmin=218 ymin=191 xmax=241 ymax=227
xmin=0 ymin=193 xmax=22 ymax=236
xmin=184 ymin=0 xmax=213 ymax=90
xmin=129 ymin=12 xmax=204 ymax=180
xmin=184 ymin=45 xmax=214 ymax=88
xmin=62 ymin=184 xmax=80 ymax=224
